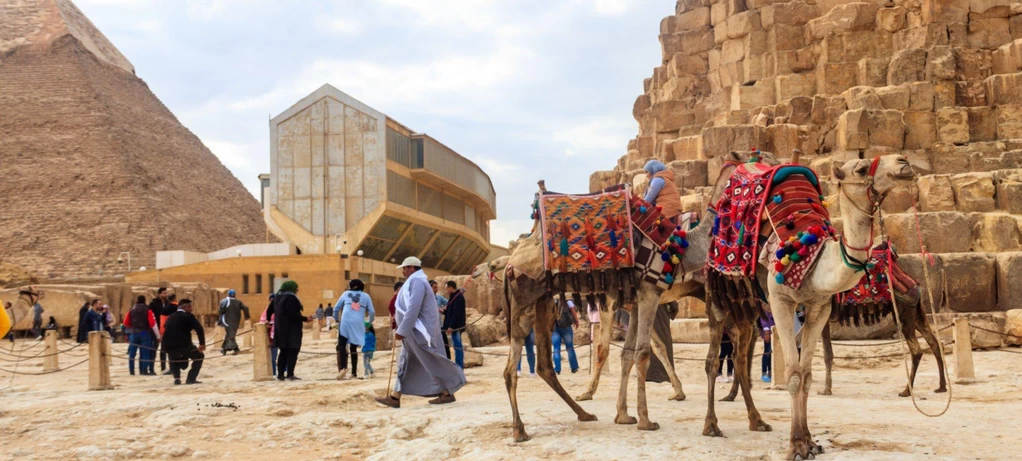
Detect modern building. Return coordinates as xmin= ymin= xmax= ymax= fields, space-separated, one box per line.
xmin=129 ymin=85 xmax=504 ymax=312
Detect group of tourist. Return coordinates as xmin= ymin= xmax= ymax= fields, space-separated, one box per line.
xmin=516 ymin=298 xmax=581 ymax=376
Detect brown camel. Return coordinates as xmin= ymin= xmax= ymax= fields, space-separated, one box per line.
xmin=7 ymin=286 xmax=44 ymax=333
xmin=705 ymin=155 xmax=915 ymax=459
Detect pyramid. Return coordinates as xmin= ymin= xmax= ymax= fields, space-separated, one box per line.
xmin=0 ymin=0 xmax=266 ymax=279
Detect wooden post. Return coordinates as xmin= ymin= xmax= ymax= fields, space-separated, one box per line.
xmin=88 ymin=331 xmax=113 ymax=390
xmin=953 ymin=317 xmax=975 ymax=382
xmin=43 ymin=330 xmax=59 ymax=372
xmin=772 ymin=339 xmax=787 ymax=390
xmin=244 ymin=320 xmax=254 ymax=348
xmin=312 ymin=319 xmax=321 ymax=340
xmin=107 ymin=336 xmax=113 ymax=366
xmin=252 ymin=323 xmax=273 ymax=381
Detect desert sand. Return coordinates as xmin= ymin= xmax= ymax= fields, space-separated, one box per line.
xmin=1 ymin=333 xmax=1019 ymax=461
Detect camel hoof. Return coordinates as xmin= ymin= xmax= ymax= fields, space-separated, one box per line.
xmin=638 ymin=421 xmax=660 ymax=431
xmin=578 ymin=413 xmax=598 ymax=422
xmin=811 ymin=444 xmax=825 ymax=455
xmin=668 ymin=393 xmax=686 ymax=401
xmin=750 ymin=419 xmax=773 ymax=432
xmin=702 ymin=422 xmax=724 ymax=437
xmin=934 ymin=387 xmax=947 ymax=394
xmin=789 ymin=439 xmax=817 ymax=460
xmin=818 ymin=389 xmax=832 ymax=396
xmin=898 ymin=389 xmax=911 ymax=398
xmin=575 ymin=393 xmax=594 ymax=402
xmin=719 ymin=395 xmax=736 ymax=402
xmin=513 ymin=429 xmax=531 ymax=443
xmin=614 ymin=415 xmax=638 ymax=425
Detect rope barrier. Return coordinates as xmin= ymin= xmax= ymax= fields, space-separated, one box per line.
xmin=0 ymin=342 xmax=87 ymax=362
xmin=969 ymin=324 xmax=1022 ymax=341
xmin=0 ymin=357 xmax=89 ymax=376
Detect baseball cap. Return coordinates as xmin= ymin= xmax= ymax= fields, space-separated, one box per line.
xmin=396 ymin=256 xmax=422 ymax=269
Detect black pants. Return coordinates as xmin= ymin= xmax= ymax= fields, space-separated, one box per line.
xmin=168 ymin=346 xmax=204 ymax=383
xmin=442 ymin=332 xmax=451 ymax=360
xmin=762 ymin=339 xmax=772 ymax=375
xmin=277 ymin=347 xmax=300 ymax=379
xmin=718 ymin=341 xmax=734 ymax=376
xmin=336 ymin=335 xmax=359 ymax=376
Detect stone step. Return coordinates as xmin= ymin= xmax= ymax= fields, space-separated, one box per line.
xmin=880 ymin=211 xmax=1022 ymax=254
xmin=893 ymin=251 xmax=1022 ymax=313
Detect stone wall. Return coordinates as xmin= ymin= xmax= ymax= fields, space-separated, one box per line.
xmin=592 ymin=0 xmax=1022 ymax=324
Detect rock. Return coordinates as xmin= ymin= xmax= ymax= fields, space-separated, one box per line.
xmin=1004 ymin=308 xmax=1022 ymax=346
xmin=971 ymin=213 xmax=1022 ymax=251
xmin=761 ymin=1 xmax=820 ymax=28
xmin=589 ymin=170 xmax=618 ymax=193
xmin=888 ymin=49 xmax=928 ymax=85
xmin=727 ymin=10 xmax=762 ymax=39
xmin=837 ymin=109 xmax=869 ymax=150
xmin=951 ymin=172 xmax=996 ymax=212
xmin=917 ymin=174 xmax=956 ymax=211
xmin=996 ymin=176 xmax=1022 ymax=213
xmin=986 ymin=73 xmax=1022 ymax=105
xmin=766 ymin=124 xmax=806 ymax=157
xmin=876 ymin=6 xmax=907 ymax=33
xmin=463 ymin=347 xmax=484 ymax=368
xmin=666 ymin=160 xmax=709 ymax=189
xmin=992 ymin=39 xmax=1022 ymax=74
xmin=818 ymin=62 xmax=859 ymax=94
xmin=996 ymin=104 xmax=1022 ymax=139
xmin=922 ymin=0 xmax=969 ymax=24
xmin=926 ymin=46 xmax=956 ymax=80
xmin=967 ymin=106 xmax=998 ymax=141
xmin=858 ymin=57 xmax=891 ymax=87
xmin=807 ymin=2 xmax=880 ymax=40
xmin=904 ymin=111 xmax=938 ymax=149
xmin=954 ymin=47 xmax=993 ymax=81
xmin=842 ymin=86 xmax=882 ymax=110
xmin=464 ymin=309 xmax=505 ymax=347
xmin=941 ymin=253 xmax=997 ymax=313
xmin=731 ymin=80 xmax=775 ymax=110
xmin=936 ymin=107 xmax=970 ymax=144
xmin=957 ymin=80 xmax=988 ymax=107
xmin=968 ymin=18 xmax=1012 ymax=50
xmin=669 ymin=318 xmax=710 ymax=343
xmin=775 ymin=96 xmax=814 ymax=125
xmin=885 ymin=212 xmax=973 ymax=253
xmin=876 ymin=85 xmax=910 ymax=110
xmin=996 ymin=253 xmax=1022 ymax=312
xmin=869 ymin=109 xmax=906 ymax=149
xmin=965 ymin=312 xmax=1005 ymax=349
xmin=908 ymin=82 xmax=936 ymax=111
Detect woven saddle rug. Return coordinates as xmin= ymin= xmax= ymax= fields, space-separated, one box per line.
xmin=833 ymin=243 xmax=920 ymax=326
xmin=539 ymin=189 xmax=635 ymax=274
xmin=708 ymin=162 xmax=836 ymax=290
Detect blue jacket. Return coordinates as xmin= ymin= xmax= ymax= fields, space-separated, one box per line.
xmin=334 ymin=290 xmax=375 ymax=347
xmin=363 ymin=332 xmax=377 ymax=352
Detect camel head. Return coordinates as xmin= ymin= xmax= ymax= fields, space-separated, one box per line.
xmin=833 ymin=155 xmax=915 ymax=205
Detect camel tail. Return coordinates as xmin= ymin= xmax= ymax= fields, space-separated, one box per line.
xmin=503 ymin=268 xmax=512 ymax=336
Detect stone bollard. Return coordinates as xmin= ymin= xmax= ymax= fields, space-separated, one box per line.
xmin=253 ymin=323 xmax=273 ymax=381
xmin=244 ymin=320 xmax=254 ymax=348
xmin=953 ymin=317 xmax=975 ymax=382
xmin=772 ymin=339 xmax=787 ymax=390
xmin=312 ymin=319 xmax=321 ymax=340
xmin=88 ymin=331 xmax=113 ymax=390
xmin=43 ymin=330 xmax=59 ymax=372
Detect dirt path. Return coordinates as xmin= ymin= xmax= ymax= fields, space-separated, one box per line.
xmin=1 ymin=337 xmax=1019 ymax=460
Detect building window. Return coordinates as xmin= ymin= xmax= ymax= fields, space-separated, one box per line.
xmin=269 ymin=274 xmax=276 ymax=293
xmin=255 ymin=274 xmax=263 ymax=294
xmin=242 ymin=274 xmax=250 ymax=294
xmin=344 ymin=270 xmax=350 ymax=281
xmin=282 ymin=272 xmax=289 ymax=279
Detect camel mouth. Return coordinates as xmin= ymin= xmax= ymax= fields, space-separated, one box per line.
xmin=892 ymin=162 xmax=915 ymax=180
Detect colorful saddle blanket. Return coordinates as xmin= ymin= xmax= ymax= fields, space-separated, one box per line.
xmin=539 ymin=190 xmax=635 ymax=274
xmin=839 ymin=249 xmax=892 ymax=306
xmin=708 ymin=162 xmax=836 ymax=290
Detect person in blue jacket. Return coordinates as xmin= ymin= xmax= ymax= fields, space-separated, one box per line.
xmin=334 ymin=279 xmax=375 ymax=380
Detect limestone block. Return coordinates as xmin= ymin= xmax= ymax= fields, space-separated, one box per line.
xmin=876 ymin=85 xmax=910 ymax=110
xmin=463 ymin=347 xmax=484 ymax=368
xmin=837 ymin=109 xmax=870 ymax=150
xmin=766 ymin=124 xmax=805 ymax=156
xmin=971 ymin=213 xmax=1022 ymax=251
xmin=811 ymin=94 xmax=849 ymax=126
xmin=992 ymin=39 xmax=1022 ymax=74
xmin=1013 ymin=14 xmax=1022 ymax=40
xmin=671 ymin=135 xmax=704 ymax=161
xmin=954 ymin=47 xmax=993 ymax=81
xmin=774 ymin=73 xmax=817 ymax=102
xmin=921 ymin=0 xmax=969 ymax=24
xmin=869 ymin=109 xmax=906 ymax=149
xmin=934 ymin=80 xmax=958 ymax=108
xmin=996 ymin=181 xmax=1022 ymax=214
xmin=701 ymin=126 xmax=734 ymax=158
xmin=714 ymin=22 xmax=729 ymax=45
xmin=969 ymin=0 xmax=1014 ymax=17
xmin=670 ymin=318 xmax=711 ymax=343
xmin=807 ymin=2 xmax=880 ymax=40
xmin=917 ymin=174 xmax=955 ymax=211
xmin=776 ymin=48 xmax=816 ymax=75
xmin=727 ymin=10 xmax=762 ymax=39
xmin=967 ymin=107 xmax=997 ymax=141
xmin=877 ymin=6 xmax=907 ymax=33
xmin=818 ymin=62 xmax=859 ymax=94
xmin=769 ymin=24 xmax=806 ymax=51
xmin=926 ymin=46 xmax=956 ymax=80
xmin=968 ymin=18 xmax=1013 ymax=50
xmin=996 ymin=104 xmax=1022 ymax=139
xmin=719 ymin=61 xmax=748 ymax=88
xmin=908 ymin=82 xmax=935 ymax=110
xmin=761 ymin=1 xmax=820 ymax=28
xmin=963 ymin=313 xmax=1005 ymax=348
xmin=589 ymin=171 xmax=617 ymax=193
xmin=661 ymin=28 xmax=715 ymax=58
xmin=652 ymin=101 xmax=698 ymax=132
xmin=1004 ymin=308 xmax=1022 ymax=345
xmin=985 ymin=72 xmax=1022 ymax=105
xmin=935 ymin=107 xmax=970 ymax=144
xmin=896 ymin=254 xmax=945 ymax=309
xmin=465 ymin=310 xmax=505 ymax=347
xmin=776 ymin=96 xmax=814 ymax=125
xmin=842 ymin=86 xmax=882 ymax=110
xmin=881 ymin=184 xmax=917 ymax=213
xmin=885 ymin=212 xmax=973 ymax=253
xmin=731 ymin=81 xmax=775 ymax=110
xmin=956 ymin=81 xmax=988 ymax=107
xmin=732 ymin=125 xmax=770 ymax=154
xmin=888 ymin=48 xmax=928 ymax=85
xmin=951 ymin=172 xmax=996 ymax=212
xmin=905 ymin=111 xmax=938 ymax=149
xmin=666 ymin=160 xmax=710 ymax=189
xmin=672 ymin=7 xmax=712 ymax=32
xmin=710 ymin=1 xmax=727 ymax=26
xmin=941 ymin=253 xmax=997 ymax=312
xmin=676 ymin=0 xmax=709 ymax=15
xmin=743 ymin=52 xmax=773 ymax=82
xmin=858 ymin=57 xmax=891 ymax=87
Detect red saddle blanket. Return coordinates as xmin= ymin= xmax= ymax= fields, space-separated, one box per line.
xmin=539 ymin=190 xmax=635 ymax=274
xmin=838 ymin=244 xmax=918 ymax=305
xmin=708 ymin=162 xmax=836 ymax=289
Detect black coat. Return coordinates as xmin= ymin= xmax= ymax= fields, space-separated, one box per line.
xmin=162 ymin=310 xmax=205 ymax=353
xmin=272 ymin=293 xmax=307 ymax=349
xmin=442 ymin=290 xmax=467 ymax=331
xmin=148 ymin=298 xmax=168 ymax=327
xmin=76 ymin=303 xmax=90 ymax=343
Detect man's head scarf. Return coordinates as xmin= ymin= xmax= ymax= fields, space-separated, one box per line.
xmin=279 ymin=281 xmax=299 ymax=293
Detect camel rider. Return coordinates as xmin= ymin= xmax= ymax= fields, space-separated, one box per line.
xmin=643 ymin=160 xmax=683 ymax=239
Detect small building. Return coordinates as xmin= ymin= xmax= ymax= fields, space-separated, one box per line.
xmin=129 ymin=85 xmax=505 ymax=313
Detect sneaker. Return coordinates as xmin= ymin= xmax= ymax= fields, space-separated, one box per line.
xmin=174 ymin=379 xmax=182 ymax=385
xmin=286 ymin=376 xmax=301 ymax=381
xmin=761 ymin=375 xmax=771 ymax=383
xmin=130 ymin=371 xmax=136 ymax=376
xmin=716 ymin=375 xmax=725 ymax=383
xmin=571 ymin=368 xmax=579 ymax=374
xmin=184 ymin=380 xmax=202 ymax=385
xmin=529 ymin=373 xmax=537 ymax=378
xmin=276 ymin=375 xmax=285 ymax=381
xmin=727 ymin=375 xmax=734 ymax=383
xmin=232 ymin=350 xmax=239 ymax=356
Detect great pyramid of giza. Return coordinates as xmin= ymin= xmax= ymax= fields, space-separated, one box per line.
xmin=0 ymin=0 xmax=267 ymax=279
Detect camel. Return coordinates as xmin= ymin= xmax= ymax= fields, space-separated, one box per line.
xmin=7 ymin=286 xmax=44 ymax=334
xmin=503 ymin=150 xmax=778 ymax=442
xmin=706 ymin=155 xmax=914 ymax=459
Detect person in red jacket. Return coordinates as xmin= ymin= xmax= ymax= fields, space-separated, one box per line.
xmin=124 ymin=295 xmax=160 ymax=376
xmin=388 ymin=281 xmax=403 ymax=330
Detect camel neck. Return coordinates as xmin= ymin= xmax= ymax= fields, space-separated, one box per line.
xmin=836 ymin=185 xmax=873 ymax=263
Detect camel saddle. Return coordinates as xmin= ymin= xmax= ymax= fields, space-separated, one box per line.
xmin=832 ymin=242 xmax=921 ymax=327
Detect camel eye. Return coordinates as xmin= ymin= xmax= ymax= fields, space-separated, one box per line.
xmin=855 ymin=165 xmax=869 ymax=176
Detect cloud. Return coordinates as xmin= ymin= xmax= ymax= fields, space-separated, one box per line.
xmin=489 ymin=219 xmax=535 ymax=247
xmin=550 ymin=117 xmax=634 ymax=157
xmin=202 ymin=139 xmax=254 ymax=169
xmin=590 ymin=0 xmax=631 ymax=16
xmin=315 ymin=17 xmax=362 ymax=35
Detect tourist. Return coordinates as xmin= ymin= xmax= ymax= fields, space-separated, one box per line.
xmin=218 ymin=289 xmax=250 ymax=356
xmin=315 ymin=304 xmax=325 ymax=326
xmin=375 ymin=257 xmax=466 ymax=409
xmin=587 ymin=301 xmax=601 ymax=348
xmin=334 ymin=279 xmax=376 ymax=380
xmin=552 ymin=298 xmax=580 ymax=374
xmin=642 ymin=160 xmax=683 ymax=239
xmin=77 ymin=299 xmax=100 ymax=343
xmin=159 ymin=294 xmax=180 ymax=374
xmin=44 ymin=316 xmax=58 ymax=332
xmin=272 ymin=281 xmax=313 ymax=381
xmin=760 ymin=312 xmax=775 ymax=383
xmin=431 ymin=280 xmax=451 ymax=360
xmin=0 ymin=301 xmax=11 ymax=341
xmin=516 ymin=329 xmax=536 ymax=377
xmin=259 ymin=293 xmax=279 ymax=376
xmin=388 ymin=282 xmax=403 ymax=330
xmin=100 ymin=305 xmax=115 ymax=330
xmin=148 ymin=288 xmax=170 ymax=330
xmin=325 ymin=303 xmax=334 ymax=331
xmin=363 ymin=322 xmax=377 ymax=378
xmin=161 ymin=299 xmax=205 ymax=385
xmin=124 ymin=295 xmax=159 ymax=376
xmin=717 ymin=330 xmax=734 ymax=383
xmin=31 ymin=299 xmax=44 ymax=340
xmin=81 ymin=301 xmax=107 ymax=340
xmin=442 ymin=281 xmax=466 ymax=368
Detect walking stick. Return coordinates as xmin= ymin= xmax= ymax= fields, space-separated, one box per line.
xmin=385 ymin=330 xmax=398 ymax=396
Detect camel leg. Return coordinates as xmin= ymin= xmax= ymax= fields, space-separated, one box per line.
xmin=614 ymin=305 xmax=639 ymax=425
xmin=720 ymin=322 xmax=741 ymax=402
xmin=504 ymin=329 xmax=529 ymax=442
xmin=770 ymin=296 xmax=812 ymax=460
xmin=632 ymin=287 xmax=660 ymax=431
xmin=819 ymin=322 xmax=834 ymax=396
xmin=576 ymin=304 xmax=615 ymax=401
xmin=534 ymin=298 xmax=598 ymax=423
xmin=733 ymin=321 xmax=771 ymax=432
xmin=650 ymin=325 xmax=685 ymax=401
xmin=722 ymin=320 xmax=755 ymax=402
xmin=786 ymin=300 xmax=831 ymax=460
xmin=916 ymin=313 xmax=948 ymax=394
xmin=898 ymin=321 xmax=924 ymax=398
xmin=702 ymin=303 xmax=726 ymax=437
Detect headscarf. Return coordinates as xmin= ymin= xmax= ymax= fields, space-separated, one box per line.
xmin=349 ymin=279 xmax=365 ymax=292
xmin=278 ymin=280 xmax=299 ymax=293
xmin=644 ymin=159 xmax=666 ymax=176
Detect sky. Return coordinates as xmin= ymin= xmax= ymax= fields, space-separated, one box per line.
xmin=76 ymin=0 xmax=667 ymax=247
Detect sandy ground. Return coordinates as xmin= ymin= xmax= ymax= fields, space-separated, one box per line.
xmin=0 ymin=332 xmax=1020 ymax=461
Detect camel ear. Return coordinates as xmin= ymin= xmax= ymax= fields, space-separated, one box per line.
xmin=726 ymin=151 xmax=742 ymax=163
xmin=834 ymin=166 xmax=846 ymax=181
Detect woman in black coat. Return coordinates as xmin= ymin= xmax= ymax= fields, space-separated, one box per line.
xmin=272 ymin=281 xmax=311 ymax=380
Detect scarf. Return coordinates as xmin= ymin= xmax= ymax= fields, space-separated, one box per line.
xmin=396 ymin=270 xmax=432 ymax=347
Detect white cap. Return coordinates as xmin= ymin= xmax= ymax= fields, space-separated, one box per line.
xmin=396 ymin=256 xmax=423 ymax=269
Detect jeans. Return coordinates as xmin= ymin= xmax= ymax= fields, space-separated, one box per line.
xmin=364 ymin=351 xmax=375 ymax=375
xmin=516 ymin=329 xmax=536 ymax=373
xmin=271 ymin=346 xmax=279 ymax=376
xmin=168 ymin=346 xmax=204 ymax=383
xmin=32 ymin=319 xmax=43 ymax=338
xmin=442 ymin=332 xmax=451 ymax=359
xmin=718 ymin=341 xmax=734 ymax=376
xmin=762 ymin=340 xmax=772 ymax=376
xmin=451 ymin=331 xmax=464 ymax=368
xmin=552 ymin=326 xmax=578 ymax=374
xmin=127 ymin=332 xmax=154 ymax=374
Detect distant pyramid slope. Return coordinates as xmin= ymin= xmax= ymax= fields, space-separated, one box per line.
xmin=0 ymin=0 xmax=266 ymax=279
xmin=0 ymin=0 xmax=133 ymax=73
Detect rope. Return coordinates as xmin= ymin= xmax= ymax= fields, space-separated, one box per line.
xmin=970 ymin=324 xmax=1022 ymax=340
xmin=0 ymin=342 xmax=86 ymax=362
xmin=0 ymin=357 xmax=90 ymax=376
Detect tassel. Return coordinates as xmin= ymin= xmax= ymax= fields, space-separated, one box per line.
xmin=790 ymin=253 xmax=801 ymax=262
xmin=671 ymin=255 xmax=680 ymax=265
xmin=665 ymin=274 xmax=674 ymax=284
xmin=774 ymin=261 xmax=784 ymax=272
xmin=797 ymin=247 xmax=809 ymax=258
xmin=663 ymin=262 xmax=673 ymax=274
xmin=775 ymin=273 xmax=785 ymax=284
xmin=680 ymin=239 xmax=689 ymax=249
xmin=560 ymin=238 xmax=569 ymax=256
xmin=772 ymin=194 xmax=782 ymax=204
xmin=775 ymin=248 xmax=786 ymax=259
xmin=661 ymin=251 xmax=671 ymax=261
xmin=781 ymin=255 xmax=791 ymax=266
